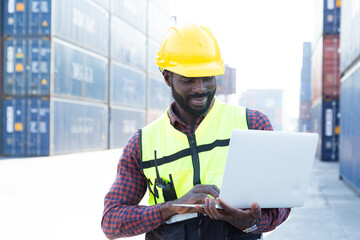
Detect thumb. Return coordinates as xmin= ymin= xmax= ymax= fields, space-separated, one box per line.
xmin=250 ymin=202 xmax=262 ymax=218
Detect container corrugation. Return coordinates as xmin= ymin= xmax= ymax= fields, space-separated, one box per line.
xmin=53 ymin=0 xmax=109 ymax=56
xmin=3 ymin=0 xmax=29 ymax=36
xmin=110 ymin=0 xmax=146 ymax=33
xmin=339 ymin=0 xmax=360 ymax=74
xmin=110 ymin=61 xmax=146 ymax=108
xmin=323 ymin=35 xmax=340 ymax=98
xmin=311 ymin=98 xmax=339 ymax=161
xmin=3 ymin=96 xmax=50 ymax=156
xmin=109 ymin=106 xmax=145 ymax=148
xmin=53 ymin=40 xmax=108 ymax=102
xmin=51 ymin=98 xmax=108 ymax=154
xmin=148 ymin=76 xmax=171 ymax=111
xmin=111 ymin=16 xmax=146 ymax=70
xmin=339 ymin=62 xmax=360 ymax=194
xmin=148 ymin=2 xmax=169 ymax=44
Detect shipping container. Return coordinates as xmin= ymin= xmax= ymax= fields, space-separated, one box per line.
xmin=239 ymin=89 xmax=283 ymax=131
xmin=111 ymin=16 xmax=146 ymax=70
xmin=110 ymin=0 xmax=146 ymax=33
xmin=51 ymin=98 xmax=108 ymax=154
xmin=339 ymin=0 xmax=360 ymax=74
xmin=53 ymin=39 xmax=108 ymax=102
xmin=300 ymin=82 xmax=311 ymax=102
xmin=110 ymin=61 xmax=146 ymax=108
xmin=339 ymin=61 xmax=360 ymax=195
xmin=311 ymin=98 xmax=339 ymax=161
xmin=298 ymin=120 xmax=311 ymax=133
xmin=109 ymin=106 xmax=145 ymax=148
xmin=3 ymin=0 xmax=109 ymax=56
xmin=52 ymin=0 xmax=109 ymax=56
xmin=313 ymin=0 xmax=341 ymax=43
xmin=299 ymin=101 xmax=311 ymax=121
xmin=311 ymin=35 xmax=340 ymax=102
xmin=148 ymin=76 xmax=171 ymax=111
xmin=3 ymin=38 xmax=108 ymax=101
xmin=2 ymin=97 xmax=108 ymax=156
xmin=3 ymin=96 xmax=49 ymax=155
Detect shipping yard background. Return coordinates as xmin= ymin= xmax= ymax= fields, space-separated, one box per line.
xmin=1 ymin=0 xmax=360 ymax=240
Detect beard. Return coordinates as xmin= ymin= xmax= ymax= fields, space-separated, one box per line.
xmin=170 ymin=82 xmax=216 ymax=117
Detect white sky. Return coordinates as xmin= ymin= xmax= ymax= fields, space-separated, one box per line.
xmin=169 ymin=0 xmax=314 ymax=130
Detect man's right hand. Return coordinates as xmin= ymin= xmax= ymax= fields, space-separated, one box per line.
xmin=159 ymin=184 xmax=220 ymax=221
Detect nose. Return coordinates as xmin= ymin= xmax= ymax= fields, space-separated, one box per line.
xmin=192 ymin=78 xmax=206 ymax=93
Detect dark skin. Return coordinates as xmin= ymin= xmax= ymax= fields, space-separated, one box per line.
xmin=159 ymin=70 xmax=261 ymax=230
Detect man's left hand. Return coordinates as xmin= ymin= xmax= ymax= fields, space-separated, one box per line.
xmin=195 ymin=198 xmax=261 ymax=231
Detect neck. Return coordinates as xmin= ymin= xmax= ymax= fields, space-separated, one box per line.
xmin=173 ymin=104 xmax=200 ymax=129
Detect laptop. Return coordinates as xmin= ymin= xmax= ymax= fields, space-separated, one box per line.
xmin=173 ymin=129 xmax=319 ymax=209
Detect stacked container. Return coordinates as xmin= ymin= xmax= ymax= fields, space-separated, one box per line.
xmin=299 ymin=42 xmax=312 ymax=132
xmin=239 ymin=89 xmax=283 ymax=131
xmin=311 ymin=0 xmax=341 ymax=161
xmin=339 ymin=0 xmax=360 ymax=195
xmin=1 ymin=0 xmax=171 ymax=156
xmin=216 ymin=64 xmax=236 ymax=95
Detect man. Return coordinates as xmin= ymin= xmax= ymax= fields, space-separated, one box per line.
xmin=102 ymin=22 xmax=290 ymax=240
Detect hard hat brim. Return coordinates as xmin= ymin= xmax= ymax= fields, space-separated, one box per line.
xmin=163 ymin=60 xmax=225 ymax=77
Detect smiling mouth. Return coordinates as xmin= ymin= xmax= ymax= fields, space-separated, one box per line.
xmin=190 ymin=97 xmax=207 ymax=107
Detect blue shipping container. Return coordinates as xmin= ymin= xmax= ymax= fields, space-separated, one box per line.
xmin=340 ymin=62 xmax=360 ymax=194
xmin=311 ymin=99 xmax=340 ymax=161
xmin=111 ymin=16 xmax=146 ymax=70
xmin=110 ymin=0 xmax=146 ymax=33
xmin=110 ymin=62 xmax=146 ymax=108
xmin=53 ymin=40 xmax=108 ymax=102
xmin=3 ymin=0 xmax=51 ymax=36
xmin=3 ymin=38 xmax=28 ymax=95
xmin=53 ymin=0 xmax=109 ymax=56
xmin=109 ymin=106 xmax=145 ymax=148
xmin=3 ymin=97 xmax=49 ymax=156
xmin=300 ymin=82 xmax=311 ymax=102
xmin=52 ymin=99 xmax=108 ymax=154
xmin=323 ymin=0 xmax=341 ymax=35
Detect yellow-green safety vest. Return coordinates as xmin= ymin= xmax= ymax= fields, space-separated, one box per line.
xmin=140 ymin=98 xmax=248 ymax=205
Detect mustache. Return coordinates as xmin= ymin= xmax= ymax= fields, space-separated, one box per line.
xmin=186 ymin=91 xmax=212 ymax=101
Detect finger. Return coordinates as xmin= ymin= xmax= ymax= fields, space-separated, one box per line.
xmin=207 ymin=198 xmax=224 ymax=220
xmin=216 ymin=198 xmax=239 ymax=214
xmin=193 ymin=185 xmax=220 ymax=198
xmin=250 ymin=202 xmax=262 ymax=219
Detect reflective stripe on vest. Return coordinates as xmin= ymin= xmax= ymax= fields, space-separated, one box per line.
xmin=140 ymin=98 xmax=248 ymax=205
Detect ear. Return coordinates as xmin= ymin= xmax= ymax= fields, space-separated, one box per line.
xmin=162 ymin=70 xmax=172 ymax=87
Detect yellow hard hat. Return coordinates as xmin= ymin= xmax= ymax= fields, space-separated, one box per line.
xmin=155 ymin=22 xmax=225 ymax=77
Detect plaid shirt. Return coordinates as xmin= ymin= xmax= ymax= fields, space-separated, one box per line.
xmin=102 ymin=99 xmax=290 ymax=239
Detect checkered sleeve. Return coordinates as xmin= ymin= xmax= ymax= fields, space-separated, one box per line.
xmin=101 ymin=131 xmax=162 ymax=239
xmin=247 ymin=109 xmax=291 ymax=233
